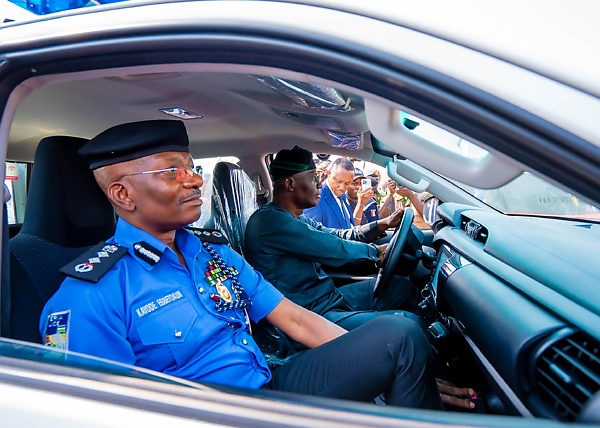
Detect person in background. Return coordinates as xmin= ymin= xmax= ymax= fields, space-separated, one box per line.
xmin=314 ymin=158 xmax=331 ymax=185
xmin=345 ymin=167 xmax=379 ymax=226
xmin=304 ymin=157 xmax=354 ymax=228
xmin=379 ymin=179 xmax=428 ymax=229
xmin=365 ymin=169 xmax=387 ymax=207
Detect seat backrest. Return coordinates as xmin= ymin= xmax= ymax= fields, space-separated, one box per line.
xmin=206 ymin=162 xmax=258 ymax=257
xmin=8 ymin=136 xmax=116 ymax=343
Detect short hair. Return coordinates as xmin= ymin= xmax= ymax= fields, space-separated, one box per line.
xmin=330 ymin=157 xmax=354 ymax=172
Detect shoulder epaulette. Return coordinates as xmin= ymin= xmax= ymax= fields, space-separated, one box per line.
xmin=185 ymin=227 xmax=229 ymax=244
xmin=59 ymin=241 xmax=128 ymax=283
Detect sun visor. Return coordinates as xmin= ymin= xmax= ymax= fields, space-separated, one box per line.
xmin=365 ymin=98 xmax=523 ymax=189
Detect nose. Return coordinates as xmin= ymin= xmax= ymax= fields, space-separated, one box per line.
xmin=184 ymin=170 xmax=203 ymax=188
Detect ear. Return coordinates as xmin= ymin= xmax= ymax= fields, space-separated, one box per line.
xmin=282 ymin=177 xmax=295 ymax=192
xmin=107 ymin=182 xmax=136 ymax=212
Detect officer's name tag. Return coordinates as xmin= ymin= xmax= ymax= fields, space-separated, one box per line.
xmin=135 ymin=290 xmax=184 ymax=318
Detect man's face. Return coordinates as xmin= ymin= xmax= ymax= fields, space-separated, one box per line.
xmin=347 ymin=177 xmax=362 ymax=200
xmin=327 ymin=166 xmax=354 ymax=197
xmin=292 ymin=169 xmax=321 ymax=209
xmin=119 ymin=151 xmax=203 ymax=234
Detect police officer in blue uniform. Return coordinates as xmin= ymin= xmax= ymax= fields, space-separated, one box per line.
xmin=38 ymin=119 xmax=473 ymax=409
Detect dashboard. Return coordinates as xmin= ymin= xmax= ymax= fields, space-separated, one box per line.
xmin=420 ymin=203 xmax=600 ymax=423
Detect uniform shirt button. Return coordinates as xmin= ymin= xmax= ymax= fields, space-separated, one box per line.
xmin=242 ymin=339 xmax=248 ymax=345
xmin=198 ymin=287 xmax=205 ymax=294
xmin=174 ymin=330 xmax=182 ymax=338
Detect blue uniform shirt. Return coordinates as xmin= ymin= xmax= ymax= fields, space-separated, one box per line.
xmin=40 ymin=218 xmax=284 ymax=389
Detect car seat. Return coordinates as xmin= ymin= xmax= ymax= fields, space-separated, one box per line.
xmin=203 ymin=162 xmax=296 ymax=366
xmin=8 ymin=136 xmax=116 ymax=343
xmin=206 ymin=161 xmax=258 ymax=257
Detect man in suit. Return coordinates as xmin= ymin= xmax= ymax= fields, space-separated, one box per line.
xmin=304 ymin=157 xmax=354 ymax=228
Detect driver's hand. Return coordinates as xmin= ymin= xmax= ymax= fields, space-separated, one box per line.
xmin=377 ymin=207 xmax=404 ymax=231
xmin=436 ymin=379 xmax=476 ymax=410
xmin=375 ymin=243 xmax=388 ymax=263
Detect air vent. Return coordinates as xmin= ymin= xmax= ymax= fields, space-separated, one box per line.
xmin=460 ymin=216 xmax=488 ymax=244
xmin=535 ymin=332 xmax=600 ymax=421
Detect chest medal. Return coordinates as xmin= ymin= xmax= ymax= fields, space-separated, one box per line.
xmin=215 ymin=280 xmax=233 ymax=302
xmin=202 ymin=242 xmax=253 ymax=333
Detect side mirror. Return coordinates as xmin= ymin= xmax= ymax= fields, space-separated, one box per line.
xmin=422 ymin=196 xmax=441 ymax=225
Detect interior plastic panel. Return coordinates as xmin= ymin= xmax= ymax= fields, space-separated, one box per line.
xmin=442 ymin=263 xmax=565 ymax=397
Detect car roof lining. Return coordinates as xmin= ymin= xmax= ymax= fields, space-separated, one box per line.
xmin=5 ymin=62 xmax=525 ymax=191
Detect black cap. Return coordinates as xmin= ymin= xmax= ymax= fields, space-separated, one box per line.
xmin=353 ymin=167 xmax=366 ymax=179
xmin=79 ymin=120 xmax=189 ymax=170
xmin=269 ymin=145 xmax=316 ymax=181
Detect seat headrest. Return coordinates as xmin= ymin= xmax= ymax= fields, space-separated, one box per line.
xmin=211 ymin=161 xmax=257 ymax=256
xmin=19 ymin=136 xmax=116 ymax=247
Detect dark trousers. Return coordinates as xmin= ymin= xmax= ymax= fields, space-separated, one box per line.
xmin=324 ymin=277 xmax=424 ymax=331
xmin=269 ymin=315 xmax=443 ymax=409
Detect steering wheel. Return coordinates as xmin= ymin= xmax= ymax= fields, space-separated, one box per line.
xmin=373 ymin=208 xmax=414 ymax=297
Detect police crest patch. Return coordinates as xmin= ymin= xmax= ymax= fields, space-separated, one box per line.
xmin=44 ymin=310 xmax=71 ymax=350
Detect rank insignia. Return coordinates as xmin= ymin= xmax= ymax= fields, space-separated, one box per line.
xmin=60 ymin=242 xmax=127 ymax=283
xmin=186 ymin=227 xmax=229 ymax=244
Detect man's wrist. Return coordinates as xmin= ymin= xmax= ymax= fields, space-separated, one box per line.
xmin=370 ymin=243 xmax=381 ymax=258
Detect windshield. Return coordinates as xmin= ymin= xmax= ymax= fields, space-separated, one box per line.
xmin=452 ymin=173 xmax=600 ymax=221
xmin=403 ymin=112 xmax=600 ymax=221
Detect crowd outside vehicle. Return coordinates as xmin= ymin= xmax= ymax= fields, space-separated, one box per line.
xmin=366 ymin=169 xmax=386 ymax=207
xmin=38 ymin=120 xmax=459 ymax=410
xmin=379 ymin=178 xmax=430 ymax=230
xmin=304 ymin=157 xmax=354 ymax=228
xmin=315 ymin=158 xmax=331 ymax=185
xmin=345 ymin=167 xmax=379 ymax=226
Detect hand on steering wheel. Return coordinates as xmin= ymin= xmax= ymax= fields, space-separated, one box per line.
xmin=373 ymin=208 xmax=414 ymax=297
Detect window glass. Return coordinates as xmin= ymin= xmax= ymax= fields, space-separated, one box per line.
xmin=192 ymin=156 xmax=239 ymax=227
xmin=4 ymin=162 xmax=29 ymax=224
xmin=401 ymin=112 xmax=488 ymax=159
xmin=458 ymin=173 xmax=600 ymax=220
xmin=401 ymin=113 xmax=600 ymax=221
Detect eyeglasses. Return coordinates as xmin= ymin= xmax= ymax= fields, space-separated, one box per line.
xmin=292 ymin=171 xmax=321 ymax=186
xmin=120 ymin=165 xmax=200 ymax=182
